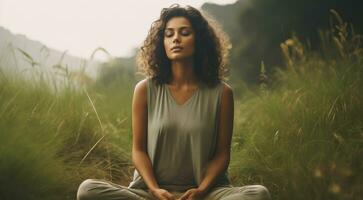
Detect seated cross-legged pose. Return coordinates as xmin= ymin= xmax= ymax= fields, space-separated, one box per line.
xmin=77 ymin=4 xmax=271 ymax=200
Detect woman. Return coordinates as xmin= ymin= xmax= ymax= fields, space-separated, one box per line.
xmin=77 ymin=4 xmax=270 ymax=200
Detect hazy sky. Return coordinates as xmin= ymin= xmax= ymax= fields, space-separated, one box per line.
xmin=0 ymin=0 xmax=237 ymax=59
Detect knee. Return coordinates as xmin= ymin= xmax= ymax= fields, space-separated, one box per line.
xmin=252 ymin=185 xmax=271 ymax=200
xmin=77 ymin=179 xmax=97 ymax=200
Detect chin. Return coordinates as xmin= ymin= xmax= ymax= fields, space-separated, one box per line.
xmin=168 ymin=54 xmax=193 ymax=61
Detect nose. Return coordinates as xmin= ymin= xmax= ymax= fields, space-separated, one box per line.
xmin=172 ymin=33 xmax=181 ymax=44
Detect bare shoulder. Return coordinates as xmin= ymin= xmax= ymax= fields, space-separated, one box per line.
xmin=133 ymin=78 xmax=148 ymax=104
xmin=220 ymin=82 xmax=233 ymax=99
xmin=134 ymin=78 xmax=148 ymax=92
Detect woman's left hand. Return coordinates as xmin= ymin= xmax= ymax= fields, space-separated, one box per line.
xmin=177 ymin=188 xmax=206 ymax=200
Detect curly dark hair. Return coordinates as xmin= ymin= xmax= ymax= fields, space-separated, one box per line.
xmin=137 ymin=4 xmax=230 ymax=87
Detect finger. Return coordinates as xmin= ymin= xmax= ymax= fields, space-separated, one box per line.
xmin=187 ymin=192 xmax=197 ymax=200
xmin=179 ymin=191 xmax=191 ymax=200
xmin=158 ymin=192 xmax=171 ymax=200
xmin=154 ymin=193 xmax=164 ymax=200
xmin=164 ymin=192 xmax=175 ymax=200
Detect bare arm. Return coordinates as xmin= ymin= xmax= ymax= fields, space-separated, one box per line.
xmin=132 ymin=79 xmax=175 ymax=200
xmin=132 ymin=79 xmax=159 ymax=191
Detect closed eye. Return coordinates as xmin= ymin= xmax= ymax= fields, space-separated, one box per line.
xmin=164 ymin=30 xmax=174 ymax=37
xmin=181 ymin=29 xmax=191 ymax=36
xmin=164 ymin=27 xmax=193 ymax=38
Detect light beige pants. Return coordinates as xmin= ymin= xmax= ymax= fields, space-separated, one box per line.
xmin=77 ymin=179 xmax=271 ymax=200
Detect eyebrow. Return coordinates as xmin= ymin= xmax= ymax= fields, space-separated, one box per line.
xmin=165 ymin=26 xmax=192 ymax=30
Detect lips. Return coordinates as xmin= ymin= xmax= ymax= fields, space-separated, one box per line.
xmin=171 ymin=46 xmax=183 ymax=51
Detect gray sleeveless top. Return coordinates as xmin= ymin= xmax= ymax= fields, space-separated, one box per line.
xmin=128 ymin=78 xmax=231 ymax=191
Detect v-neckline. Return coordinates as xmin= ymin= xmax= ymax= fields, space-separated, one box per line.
xmin=165 ymin=84 xmax=199 ymax=106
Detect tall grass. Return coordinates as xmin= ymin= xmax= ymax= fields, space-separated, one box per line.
xmin=0 ymin=52 xmax=134 ymax=199
xmin=229 ymin=10 xmax=363 ymax=199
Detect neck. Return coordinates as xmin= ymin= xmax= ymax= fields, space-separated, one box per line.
xmin=169 ymin=58 xmax=198 ymax=86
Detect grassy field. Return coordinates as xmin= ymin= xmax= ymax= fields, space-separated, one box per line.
xmin=0 ymin=64 xmax=135 ymax=200
xmin=0 ymin=17 xmax=362 ymax=200
xmin=229 ymin=19 xmax=363 ymax=199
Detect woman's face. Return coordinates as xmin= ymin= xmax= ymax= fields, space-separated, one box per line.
xmin=163 ymin=17 xmax=195 ymax=61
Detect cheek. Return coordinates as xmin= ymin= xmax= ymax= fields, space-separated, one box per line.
xmin=163 ymin=39 xmax=168 ymax=49
xmin=187 ymin=38 xmax=195 ymax=52
xmin=163 ymin=39 xmax=170 ymax=55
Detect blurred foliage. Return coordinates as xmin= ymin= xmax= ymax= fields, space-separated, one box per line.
xmin=203 ymin=0 xmax=363 ymax=85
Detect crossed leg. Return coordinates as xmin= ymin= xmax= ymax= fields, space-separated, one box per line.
xmin=204 ymin=185 xmax=271 ymax=200
xmin=77 ymin=179 xmax=270 ymax=200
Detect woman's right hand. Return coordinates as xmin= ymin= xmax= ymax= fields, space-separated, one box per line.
xmin=150 ymin=188 xmax=176 ymax=200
